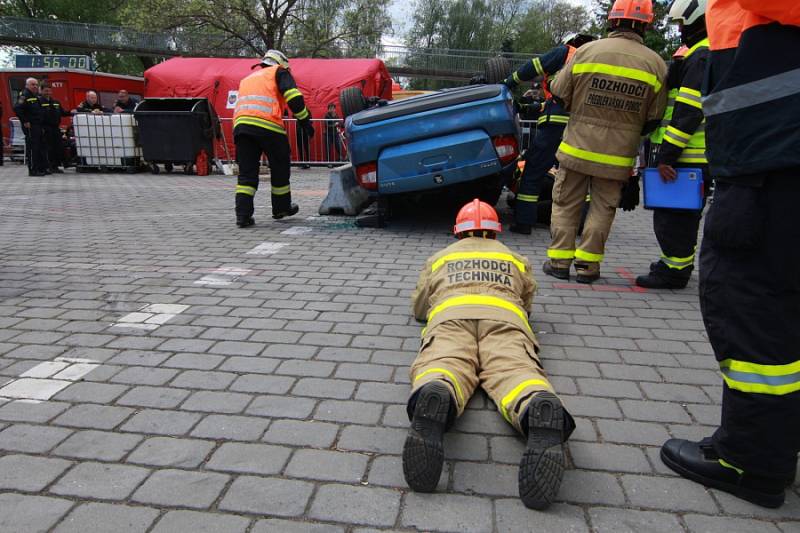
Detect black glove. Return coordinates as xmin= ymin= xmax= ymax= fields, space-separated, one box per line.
xmin=301 ymin=120 xmax=315 ymax=139
xmin=619 ymin=173 xmax=640 ymax=211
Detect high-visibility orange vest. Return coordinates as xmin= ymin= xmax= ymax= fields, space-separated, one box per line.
xmin=233 ymin=66 xmax=287 ymax=135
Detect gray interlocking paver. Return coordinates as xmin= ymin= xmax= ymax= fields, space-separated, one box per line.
xmin=1 ymin=168 xmax=788 ymax=531
xmin=50 ymin=462 xmax=150 ymax=500
xmin=0 ymin=454 xmax=72 ymax=491
xmin=0 ymin=493 xmax=74 ymax=532
xmin=132 ymin=468 xmax=229 ymax=509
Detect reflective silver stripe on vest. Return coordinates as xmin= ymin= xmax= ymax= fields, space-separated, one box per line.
xmin=236 ymin=103 xmax=274 ymax=113
xmin=704 ymin=68 xmax=800 ymax=116
xmin=238 ymin=95 xmax=277 ymax=104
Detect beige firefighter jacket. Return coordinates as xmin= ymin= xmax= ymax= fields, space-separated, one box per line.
xmin=550 ymin=31 xmax=668 ymax=181
xmin=411 ymin=237 xmax=538 ymax=348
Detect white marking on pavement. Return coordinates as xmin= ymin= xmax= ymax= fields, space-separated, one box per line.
xmin=0 ymin=379 xmax=71 ymax=400
xmin=53 ymin=363 xmax=100 ymax=381
xmin=21 ymin=361 xmax=70 ymax=378
xmin=0 ymin=357 xmax=102 ymax=402
xmin=247 ymin=242 xmax=289 ymax=255
xmin=194 ymin=267 xmax=252 ymax=286
xmin=280 ymin=226 xmax=313 ymax=235
xmin=111 ymin=303 xmax=189 ymax=330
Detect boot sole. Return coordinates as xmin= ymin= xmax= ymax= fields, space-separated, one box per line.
xmin=403 ymin=381 xmax=451 ymax=493
xmin=660 ymin=448 xmax=784 ymax=508
xmin=519 ymin=392 xmax=565 ymax=510
xmin=575 ymin=274 xmax=599 ymax=284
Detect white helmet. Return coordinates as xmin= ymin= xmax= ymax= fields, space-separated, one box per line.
xmin=668 ymin=0 xmax=707 ymax=25
xmin=261 ymin=50 xmax=290 ymax=68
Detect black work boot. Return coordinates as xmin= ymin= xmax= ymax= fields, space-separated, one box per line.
xmin=236 ymin=216 xmax=255 ymax=228
xmin=661 ymin=438 xmax=787 ymax=508
xmin=542 ymin=261 xmax=570 ymax=280
xmin=272 ymin=203 xmax=299 ymax=220
xmin=519 ymin=392 xmax=566 ymax=510
xmin=635 ymin=272 xmax=689 ymax=289
xmin=403 ymin=381 xmax=453 ymax=492
xmin=574 ymin=262 xmax=600 ymax=284
xmin=509 ymin=223 xmax=532 ymax=235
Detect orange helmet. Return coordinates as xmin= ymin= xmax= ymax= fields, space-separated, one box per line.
xmin=608 ymin=0 xmax=655 ymax=24
xmin=454 ymin=199 xmax=501 ymax=237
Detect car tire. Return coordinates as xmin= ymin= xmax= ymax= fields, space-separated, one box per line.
xmin=485 ymin=57 xmax=513 ymax=84
xmin=340 ymin=87 xmax=367 ymax=119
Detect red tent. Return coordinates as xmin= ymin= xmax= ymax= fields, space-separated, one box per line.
xmin=144 ymin=57 xmax=392 ymax=161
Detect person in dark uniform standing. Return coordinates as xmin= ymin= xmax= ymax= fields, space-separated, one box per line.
xmin=14 ymin=77 xmax=48 ymax=176
xmin=40 ymin=85 xmax=69 ymax=174
xmin=0 ymin=100 xmax=4 ymax=166
xmin=636 ymin=0 xmax=710 ymax=289
xmin=233 ymin=50 xmax=314 ymax=227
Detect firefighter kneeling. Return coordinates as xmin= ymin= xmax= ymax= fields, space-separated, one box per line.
xmin=403 ymin=199 xmax=575 ymax=510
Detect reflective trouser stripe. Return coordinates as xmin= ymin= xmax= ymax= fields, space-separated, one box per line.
xmin=516 ymin=194 xmax=539 ymax=202
xmin=414 ymin=367 xmax=464 ymax=406
xmin=660 ymin=252 xmax=694 ymax=270
xmin=559 ymin=142 xmax=636 ymax=167
xmin=547 ymin=249 xmax=575 ymax=260
xmin=236 ymin=185 xmax=256 ymax=196
xmin=500 ymin=379 xmax=551 ymax=423
xmin=704 ymin=67 xmax=800 ymax=116
xmin=234 ymin=116 xmax=286 ymax=135
xmin=719 ymin=358 xmax=800 ymax=395
xmin=575 ymin=249 xmax=603 ymax=262
xmin=426 ymin=295 xmax=531 ymax=333
xmin=572 ymin=62 xmax=663 ymax=92
xmin=431 ymin=252 xmax=526 ymax=273
xmin=272 ymin=185 xmax=290 ymax=196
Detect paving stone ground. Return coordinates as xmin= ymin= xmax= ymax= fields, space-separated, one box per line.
xmin=0 ymin=164 xmax=797 ymax=532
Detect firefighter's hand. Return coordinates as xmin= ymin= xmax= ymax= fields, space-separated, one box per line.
xmin=302 ymin=120 xmax=315 ymax=138
xmin=619 ymin=174 xmax=641 ymax=211
xmin=502 ymin=78 xmax=517 ymax=90
xmin=658 ymin=163 xmax=677 ymax=182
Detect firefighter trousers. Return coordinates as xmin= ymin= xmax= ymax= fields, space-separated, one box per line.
xmin=515 ymin=122 xmax=565 ymax=226
xmin=44 ymin=125 xmax=63 ymax=170
xmin=548 ymin=166 xmax=624 ymax=274
xmin=700 ymin=171 xmax=800 ymax=479
xmin=24 ymin=124 xmax=48 ymax=174
xmin=649 ymin=165 xmax=710 ymax=281
xmin=234 ymin=129 xmax=292 ymax=218
xmin=409 ymin=319 xmax=568 ymax=435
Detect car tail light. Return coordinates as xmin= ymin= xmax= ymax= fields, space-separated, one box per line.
xmin=493 ymin=135 xmax=519 ymax=165
xmin=356 ymin=162 xmax=378 ymax=190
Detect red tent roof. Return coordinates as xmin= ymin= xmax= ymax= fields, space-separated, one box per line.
xmin=144 ymin=57 xmax=392 ymax=120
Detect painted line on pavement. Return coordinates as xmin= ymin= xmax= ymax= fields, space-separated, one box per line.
xmin=0 ymin=357 xmax=100 ymax=402
xmin=280 ymin=226 xmax=313 ymax=235
xmin=111 ymin=303 xmax=190 ymax=331
xmin=247 ymin=242 xmax=289 ymax=255
xmin=194 ymin=267 xmax=252 ymax=286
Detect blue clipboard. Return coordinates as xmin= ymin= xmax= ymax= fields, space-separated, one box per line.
xmin=643 ymin=167 xmax=704 ymax=210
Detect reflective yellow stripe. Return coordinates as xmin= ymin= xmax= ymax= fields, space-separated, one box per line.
xmin=559 ymin=142 xmax=635 ymax=167
xmin=538 ymin=115 xmax=569 ymax=125
xmin=684 ymin=38 xmax=710 ymax=58
xmin=414 ymin=367 xmax=464 ymax=406
xmin=666 ymin=125 xmax=691 ymax=141
xmin=516 ymin=194 xmax=539 ymax=203
xmin=572 ymin=62 xmax=662 ymax=93
xmin=677 ymin=155 xmax=708 ymax=164
xmin=677 ymin=148 xmax=707 ymax=163
xmin=675 ymin=95 xmax=703 ymax=109
xmin=547 ymin=249 xmax=575 ymax=260
xmin=719 ymin=459 xmax=744 ymax=475
xmin=431 ymin=252 xmax=526 ymax=274
xmin=235 ymin=185 xmax=256 ymax=196
xmin=283 ymin=88 xmax=302 ymax=102
xmin=533 ymin=57 xmax=544 ymax=76
xmin=575 ymin=249 xmax=603 ymax=262
xmin=427 ymin=295 xmax=531 ymax=333
xmin=719 ymin=358 xmax=800 ymax=396
xmin=500 ymin=379 xmax=551 ymax=423
xmin=234 ymin=116 xmax=286 ymax=135
xmin=661 ymin=252 xmax=694 ymax=270
xmin=271 ymin=185 xmax=290 ymax=196
xmin=585 ymin=194 xmax=591 ymax=202
xmin=295 ymin=108 xmax=309 ymax=120
xmin=678 ymin=87 xmax=702 ymax=98
xmin=512 ymin=71 xmax=521 ymax=84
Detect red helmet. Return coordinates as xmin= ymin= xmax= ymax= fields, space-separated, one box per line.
xmin=454 ymin=199 xmax=501 ymax=237
xmin=608 ymin=0 xmax=655 ymax=24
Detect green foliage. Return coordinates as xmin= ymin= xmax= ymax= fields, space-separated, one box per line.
xmin=514 ymin=0 xmax=592 ymax=54
xmin=587 ymin=0 xmax=680 ymax=59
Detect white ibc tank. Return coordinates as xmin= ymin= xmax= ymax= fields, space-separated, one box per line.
xmin=73 ymin=113 xmax=142 ymax=167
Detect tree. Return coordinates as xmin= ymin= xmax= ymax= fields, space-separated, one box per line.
xmin=587 ymin=0 xmax=679 ymax=58
xmin=514 ymin=0 xmax=591 ymax=54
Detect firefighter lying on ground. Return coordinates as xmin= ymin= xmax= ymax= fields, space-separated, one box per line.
xmin=403 ymin=199 xmax=575 ymax=510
